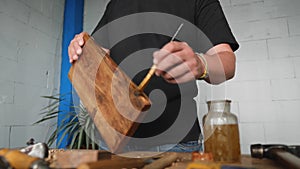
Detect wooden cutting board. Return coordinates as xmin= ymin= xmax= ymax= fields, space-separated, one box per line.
xmin=68 ymin=34 xmax=151 ymax=153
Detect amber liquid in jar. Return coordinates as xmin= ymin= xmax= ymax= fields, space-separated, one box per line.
xmin=204 ymin=124 xmax=241 ymax=162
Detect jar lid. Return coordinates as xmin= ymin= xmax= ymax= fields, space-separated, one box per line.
xmin=206 ymin=100 xmax=231 ymax=104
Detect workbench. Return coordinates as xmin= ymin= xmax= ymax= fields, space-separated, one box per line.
xmin=167 ymin=154 xmax=283 ymax=169
xmin=48 ymin=150 xmax=284 ymax=169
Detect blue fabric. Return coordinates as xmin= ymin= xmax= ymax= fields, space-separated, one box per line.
xmin=58 ymin=0 xmax=84 ymax=148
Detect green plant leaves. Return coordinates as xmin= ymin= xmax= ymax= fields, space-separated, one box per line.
xmin=34 ymin=94 xmax=98 ymax=149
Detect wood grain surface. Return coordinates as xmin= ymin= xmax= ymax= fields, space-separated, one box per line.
xmin=68 ymin=34 xmax=151 ymax=153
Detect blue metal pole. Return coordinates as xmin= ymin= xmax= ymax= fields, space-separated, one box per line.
xmin=58 ymin=0 xmax=84 ymax=148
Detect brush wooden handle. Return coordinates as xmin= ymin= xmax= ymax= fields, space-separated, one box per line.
xmin=137 ymin=65 xmax=156 ymax=91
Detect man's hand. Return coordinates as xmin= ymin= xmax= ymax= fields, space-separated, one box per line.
xmin=68 ymin=32 xmax=88 ymax=63
xmin=153 ymin=41 xmax=205 ymax=84
xmin=68 ymin=32 xmax=110 ymax=63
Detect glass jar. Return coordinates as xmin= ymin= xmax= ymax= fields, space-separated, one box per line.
xmin=202 ymin=100 xmax=241 ymax=162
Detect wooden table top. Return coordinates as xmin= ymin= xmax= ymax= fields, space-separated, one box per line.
xmin=49 ymin=150 xmax=285 ymax=169
xmin=167 ymin=154 xmax=283 ymax=169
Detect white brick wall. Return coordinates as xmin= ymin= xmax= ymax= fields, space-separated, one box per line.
xmin=222 ymin=0 xmax=300 ymax=154
xmin=0 ymin=126 xmax=10 ymax=147
xmin=83 ymin=0 xmax=300 ymax=155
xmin=289 ymin=15 xmax=300 ymax=36
xmin=235 ymin=40 xmax=268 ymax=61
xmin=268 ymin=36 xmax=300 ymax=58
xmin=0 ymin=0 xmax=64 ymax=148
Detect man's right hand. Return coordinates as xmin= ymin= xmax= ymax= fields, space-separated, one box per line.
xmin=68 ymin=32 xmax=88 ymax=63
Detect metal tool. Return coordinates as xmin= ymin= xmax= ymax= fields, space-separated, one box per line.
xmin=136 ymin=23 xmax=184 ymax=93
xmin=0 ymin=149 xmax=49 ymax=169
xmin=0 ymin=156 xmax=12 ymax=169
xmin=0 ymin=139 xmax=50 ymax=169
xmin=20 ymin=142 xmax=49 ymax=159
xmin=251 ymin=144 xmax=300 ymax=169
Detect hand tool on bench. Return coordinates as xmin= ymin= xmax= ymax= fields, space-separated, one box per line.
xmin=251 ymin=144 xmax=300 ymax=169
xmin=20 ymin=142 xmax=49 ymax=159
xmin=0 ymin=149 xmax=49 ymax=169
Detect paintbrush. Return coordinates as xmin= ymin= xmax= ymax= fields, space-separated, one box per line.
xmin=136 ymin=23 xmax=184 ymax=92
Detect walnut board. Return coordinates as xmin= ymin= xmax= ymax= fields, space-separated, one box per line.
xmin=50 ymin=150 xmax=111 ymax=168
xmin=68 ymin=34 xmax=151 ymax=153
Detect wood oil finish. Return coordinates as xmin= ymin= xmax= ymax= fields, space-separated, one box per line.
xmin=204 ymin=124 xmax=241 ymax=162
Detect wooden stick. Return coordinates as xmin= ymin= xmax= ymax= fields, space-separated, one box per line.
xmin=137 ymin=23 xmax=184 ymax=91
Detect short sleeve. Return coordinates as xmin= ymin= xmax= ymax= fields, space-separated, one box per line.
xmin=195 ymin=0 xmax=239 ymax=51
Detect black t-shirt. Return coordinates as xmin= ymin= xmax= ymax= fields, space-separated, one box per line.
xmin=92 ymin=0 xmax=239 ymax=145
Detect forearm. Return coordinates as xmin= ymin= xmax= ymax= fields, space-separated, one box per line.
xmin=202 ymin=51 xmax=236 ymax=84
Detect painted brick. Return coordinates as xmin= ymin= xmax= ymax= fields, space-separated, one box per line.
xmin=294 ymin=57 xmax=300 ymax=78
xmin=21 ymin=0 xmax=43 ymax=14
xmin=239 ymin=101 xmax=280 ymax=123
xmin=268 ymin=36 xmax=300 ymax=58
xmin=40 ymin=0 xmax=54 ymax=18
xmin=231 ymin=0 xmax=263 ymax=6
xmin=0 ymin=13 xmax=37 ymax=46
xmin=29 ymin=10 xmax=62 ymax=41
xmin=16 ymin=44 xmax=55 ymax=87
xmin=34 ymin=32 xmax=59 ymax=55
xmin=1 ymin=14 xmax=58 ymax=55
xmin=276 ymin=100 xmax=300 ymax=123
xmin=1 ymin=83 xmax=54 ymax=127
xmin=235 ymin=59 xmax=295 ymax=81
xmin=10 ymin=125 xmax=51 ymax=148
xmin=225 ymin=80 xmax=272 ymax=101
xmin=235 ymin=40 xmax=268 ymax=61
xmin=264 ymin=123 xmax=300 ymax=144
xmin=52 ymin=4 xmax=64 ymax=25
xmin=225 ymin=2 xmax=276 ymax=23
xmin=0 ymin=0 xmax=64 ymax=148
xmin=231 ymin=18 xmax=288 ymax=41
xmin=0 ymin=33 xmax=18 ymax=61
xmin=0 ymin=0 xmax=30 ymax=24
xmin=0 ymin=103 xmax=50 ymax=126
xmin=288 ymin=15 xmax=300 ymax=36
xmin=0 ymin=104 xmax=16 ymax=125
xmin=0 ymin=57 xmax=18 ymax=82
xmin=239 ymin=123 xmax=265 ymax=151
xmin=0 ymin=127 xmax=9 ymax=148
xmin=0 ymin=81 xmax=14 ymax=104
xmin=271 ymin=79 xmax=300 ymax=100
xmin=53 ymin=0 xmax=65 ymax=8
xmin=13 ymin=83 xmax=52 ymax=119
xmin=228 ymin=0 xmax=300 ymax=23
xmin=263 ymin=0 xmax=300 ymax=17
